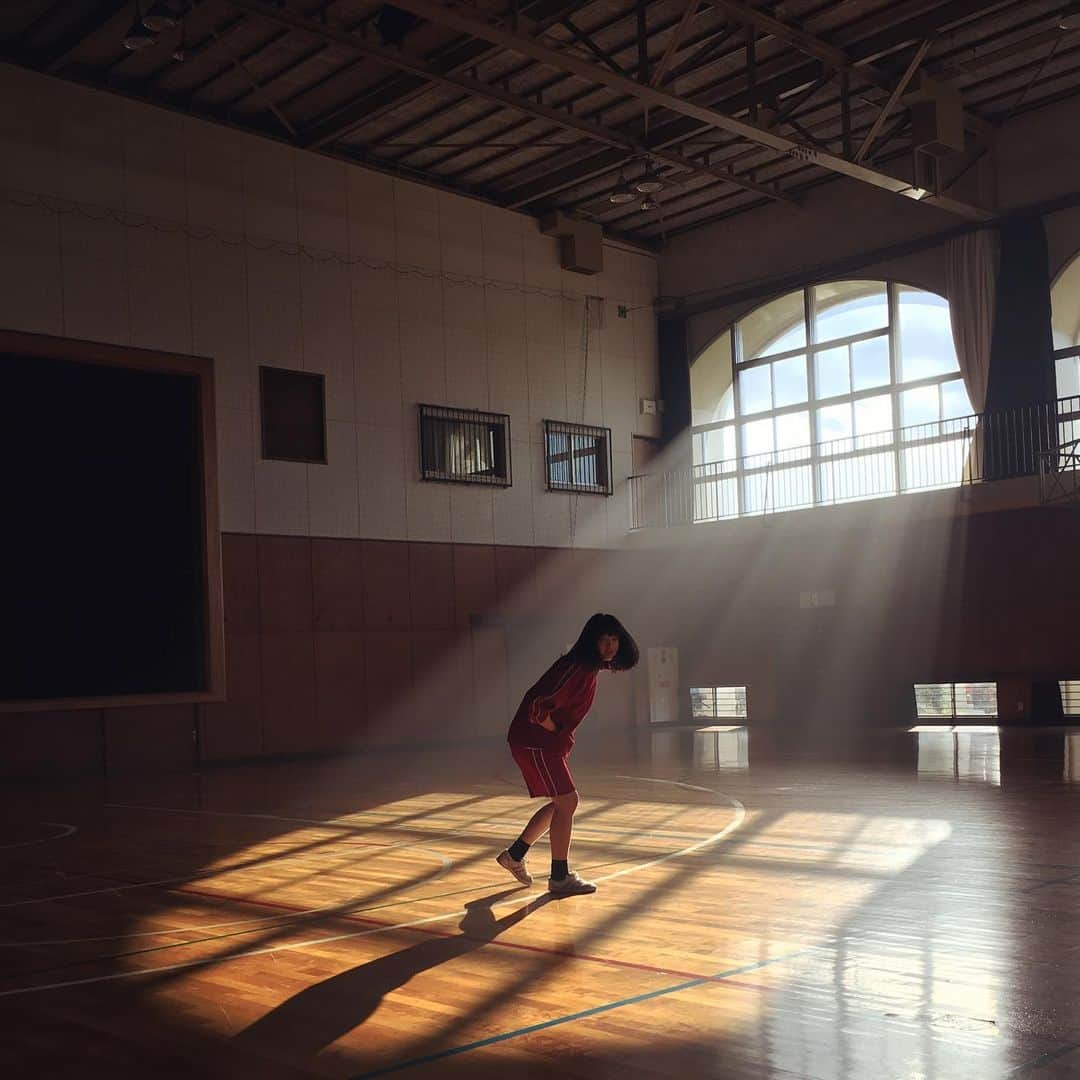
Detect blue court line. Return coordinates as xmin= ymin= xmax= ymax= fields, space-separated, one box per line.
xmin=349 ymin=948 xmax=808 ymax=1079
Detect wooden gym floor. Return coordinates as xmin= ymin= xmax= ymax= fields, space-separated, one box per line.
xmin=2 ymin=727 xmax=1079 ymax=1079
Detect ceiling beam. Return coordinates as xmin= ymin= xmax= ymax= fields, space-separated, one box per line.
xmin=227 ymin=0 xmax=788 ymax=204
xmin=380 ymin=0 xmax=992 ymax=219
xmin=710 ymin=0 xmax=994 ymax=138
xmin=855 ymin=39 xmax=929 ymax=162
xmin=296 ymin=0 xmax=587 ymax=149
xmin=650 ymin=0 xmax=706 ymax=88
xmin=560 ymin=16 xmax=629 ymax=77
xmin=384 ymin=8 xmax=742 ymax=180
xmin=496 ymin=0 xmax=1007 ymax=212
xmin=32 ymin=0 xmax=130 ymax=73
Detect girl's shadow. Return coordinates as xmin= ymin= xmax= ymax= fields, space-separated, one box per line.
xmin=234 ymin=888 xmax=550 ymax=1064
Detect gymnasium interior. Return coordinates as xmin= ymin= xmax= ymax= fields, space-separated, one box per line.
xmin=2 ymin=1 xmax=1080 ymax=1076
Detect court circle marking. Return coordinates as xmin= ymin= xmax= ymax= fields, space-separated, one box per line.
xmin=0 ymin=776 xmax=745 ymax=996
xmin=0 ymin=823 xmax=78 ymax=850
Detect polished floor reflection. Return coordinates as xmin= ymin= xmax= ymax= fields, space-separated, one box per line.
xmin=2 ymin=729 xmax=1079 ymax=1078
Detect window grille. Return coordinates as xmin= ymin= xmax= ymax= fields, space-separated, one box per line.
xmin=914 ymin=682 xmax=997 ymax=720
xmin=690 ymin=686 xmax=748 ymax=720
xmin=418 ymin=404 xmax=511 ymax=486
xmin=1060 ymin=680 xmax=1080 ymax=716
xmin=544 ymin=419 xmax=612 ymax=495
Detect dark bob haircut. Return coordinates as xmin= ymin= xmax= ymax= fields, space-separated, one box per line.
xmin=567 ymin=613 xmax=640 ymax=671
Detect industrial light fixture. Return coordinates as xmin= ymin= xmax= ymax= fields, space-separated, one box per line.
xmin=634 ymin=162 xmax=665 ymax=194
xmin=142 ymin=2 xmax=180 ymax=31
xmin=1059 ymin=9 xmax=1080 ymax=30
xmin=122 ymin=15 xmax=158 ymax=50
xmin=900 ymin=185 xmax=930 ymax=201
xmin=608 ymin=171 xmax=636 ymax=205
xmin=639 ymin=194 xmax=660 ymax=212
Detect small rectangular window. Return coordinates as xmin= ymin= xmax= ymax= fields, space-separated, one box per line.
xmin=914 ymin=682 xmax=997 ymax=720
xmin=1061 ymin=680 xmax=1080 ymax=716
xmin=418 ymin=404 xmax=510 ymax=486
xmin=260 ymin=366 xmax=326 ymax=463
xmin=690 ymin=686 xmax=748 ymax=720
xmin=543 ymin=419 xmax=612 ymax=495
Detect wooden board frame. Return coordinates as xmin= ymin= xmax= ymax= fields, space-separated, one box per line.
xmin=0 ymin=329 xmax=226 ymax=713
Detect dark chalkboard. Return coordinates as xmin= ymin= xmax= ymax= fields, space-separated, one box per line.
xmin=2 ymin=352 xmax=208 ymax=700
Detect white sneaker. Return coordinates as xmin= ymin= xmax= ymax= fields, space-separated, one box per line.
xmin=496 ymin=849 xmax=533 ymax=885
xmin=548 ymin=870 xmax=597 ymax=896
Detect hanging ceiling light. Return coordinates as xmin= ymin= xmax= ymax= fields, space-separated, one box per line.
xmin=639 ymin=195 xmax=660 ymax=212
xmin=634 ymin=161 xmax=665 ymax=194
xmin=1060 ymin=12 xmax=1080 ymax=29
xmin=142 ymin=2 xmax=180 ymax=31
xmin=122 ymin=16 xmax=158 ymax=50
xmin=608 ymin=171 xmax=636 ymax=205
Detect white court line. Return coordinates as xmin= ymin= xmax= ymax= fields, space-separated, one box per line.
xmin=0 ymin=839 xmax=452 ymax=912
xmin=0 ymin=777 xmax=744 ymax=996
xmin=0 ymin=823 xmax=78 ymax=850
xmin=0 ymin=802 xmax=541 ymax=934
xmin=1 ymin=795 xmax=715 ymax=943
xmin=109 ymin=799 xmax=717 ymax=844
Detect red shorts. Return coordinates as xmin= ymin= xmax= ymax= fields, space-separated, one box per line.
xmin=509 ymin=744 xmax=576 ymax=797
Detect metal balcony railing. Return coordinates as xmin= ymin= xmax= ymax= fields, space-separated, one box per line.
xmin=630 ymin=395 xmax=1080 ymax=529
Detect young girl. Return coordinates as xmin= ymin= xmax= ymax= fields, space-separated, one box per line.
xmin=497 ymin=613 xmax=640 ymax=896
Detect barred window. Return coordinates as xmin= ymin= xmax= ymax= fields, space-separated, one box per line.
xmin=418 ymin=404 xmax=511 ymax=486
xmin=914 ymin=682 xmax=997 ymax=720
xmin=544 ymin=419 xmax=612 ymax=495
xmin=1061 ymin=680 xmax=1080 ymax=716
xmin=690 ymin=686 xmax=748 ymax=720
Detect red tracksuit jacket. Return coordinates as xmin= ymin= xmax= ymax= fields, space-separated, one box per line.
xmin=506 ymin=655 xmax=605 ymax=755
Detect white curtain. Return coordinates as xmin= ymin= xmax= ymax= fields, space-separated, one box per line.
xmin=947 ymin=228 xmax=999 ymax=413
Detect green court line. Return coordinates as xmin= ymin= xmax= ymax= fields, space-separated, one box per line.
xmin=350 ymin=948 xmax=807 ymax=1079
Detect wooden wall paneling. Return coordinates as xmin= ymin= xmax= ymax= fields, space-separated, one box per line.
xmin=363 ymin=631 xmax=413 ymax=743
xmin=472 ymin=625 xmax=510 ymax=737
xmin=408 ymin=542 xmax=454 ymax=629
xmin=259 ymin=633 xmax=317 ymax=754
xmin=257 ymin=536 xmax=313 ymax=633
xmin=104 ymin=705 xmax=197 ymax=774
xmin=362 ymin=541 xmax=411 ymax=629
xmin=312 ymin=538 xmax=365 ymax=632
xmin=3 ymin=709 xmax=104 ymax=779
xmin=198 ymin=634 xmax=263 ymax=762
xmin=494 ymin=545 xmax=536 ymax=612
xmin=221 ymin=533 xmax=260 ymax=635
xmin=452 ymin=544 xmax=496 ymax=628
xmin=314 ymin=631 xmax=367 ymax=748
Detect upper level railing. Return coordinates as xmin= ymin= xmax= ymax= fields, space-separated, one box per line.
xmin=630 ymin=395 xmax=1080 ymax=529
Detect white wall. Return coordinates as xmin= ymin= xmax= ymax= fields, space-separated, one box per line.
xmin=0 ymin=62 xmax=660 ymax=548
xmin=663 ymin=95 xmax=1080 ymax=362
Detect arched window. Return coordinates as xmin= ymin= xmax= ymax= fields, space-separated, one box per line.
xmin=689 ymin=280 xmax=973 ymax=517
xmin=1052 ymin=253 xmax=1080 ymax=399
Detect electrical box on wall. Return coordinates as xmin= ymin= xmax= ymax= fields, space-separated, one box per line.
xmin=904 ymin=74 xmax=965 ymax=157
xmin=540 ymin=211 xmax=604 ymax=275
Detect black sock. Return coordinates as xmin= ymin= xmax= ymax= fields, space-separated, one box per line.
xmin=551 ymin=859 xmax=568 ymax=881
xmin=508 ymin=838 xmax=529 ymax=862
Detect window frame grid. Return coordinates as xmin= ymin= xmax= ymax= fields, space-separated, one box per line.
xmin=914 ymin=681 xmax=999 ymax=720
xmin=417 ymin=403 xmax=512 ymax=488
xmin=690 ymin=685 xmax=749 ymax=720
xmin=693 ymin=281 xmax=972 ymax=517
xmin=1060 ymin=680 xmax=1080 ymax=717
xmin=542 ymin=418 xmax=613 ymax=496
